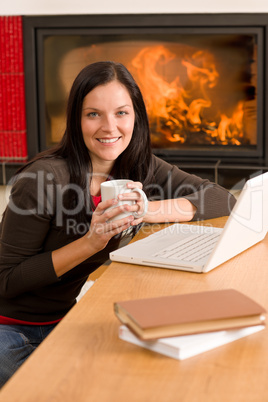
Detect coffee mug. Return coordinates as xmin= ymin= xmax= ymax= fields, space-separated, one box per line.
xmin=100 ymin=179 xmax=148 ymax=222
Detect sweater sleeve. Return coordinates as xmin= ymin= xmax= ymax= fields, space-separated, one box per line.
xmin=151 ymin=156 xmax=236 ymax=221
xmin=0 ymin=161 xmax=60 ymax=298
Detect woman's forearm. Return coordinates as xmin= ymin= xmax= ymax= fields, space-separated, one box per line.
xmin=144 ymin=198 xmax=197 ymax=223
xmin=51 ymin=236 xmax=95 ymax=278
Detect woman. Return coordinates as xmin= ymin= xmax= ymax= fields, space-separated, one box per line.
xmin=0 ymin=61 xmax=236 ymax=387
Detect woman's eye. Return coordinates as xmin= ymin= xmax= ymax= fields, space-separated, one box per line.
xmin=117 ymin=111 xmax=127 ymax=116
xmin=87 ymin=112 xmax=99 ymax=118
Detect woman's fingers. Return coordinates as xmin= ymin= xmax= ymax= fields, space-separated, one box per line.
xmin=125 ymin=181 xmax=143 ymax=190
xmin=93 ymin=186 xmax=145 ymax=227
xmin=93 ymin=198 xmax=118 ymax=215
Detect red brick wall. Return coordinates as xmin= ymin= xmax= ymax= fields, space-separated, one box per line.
xmin=0 ymin=16 xmax=27 ymax=160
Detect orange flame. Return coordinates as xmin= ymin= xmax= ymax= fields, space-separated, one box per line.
xmin=131 ymin=45 xmax=245 ymax=146
xmin=217 ymin=102 xmax=244 ymax=145
xmin=131 ymin=46 xmax=184 ymax=120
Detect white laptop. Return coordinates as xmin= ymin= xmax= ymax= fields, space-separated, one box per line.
xmin=110 ymin=172 xmax=268 ymax=273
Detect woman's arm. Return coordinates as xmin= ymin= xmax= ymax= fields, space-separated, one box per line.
xmin=51 ymin=200 xmax=135 ymax=277
xmin=0 ymin=164 xmax=137 ymax=293
xmin=0 ymin=169 xmax=60 ymax=298
xmin=144 ymin=198 xmax=197 ymax=223
xmin=123 ymin=156 xmax=236 ymax=224
xmin=148 ymin=156 xmax=236 ymax=221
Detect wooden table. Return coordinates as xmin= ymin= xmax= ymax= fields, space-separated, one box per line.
xmin=1 ymin=217 xmax=268 ymax=402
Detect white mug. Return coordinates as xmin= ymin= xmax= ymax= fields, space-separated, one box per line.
xmin=100 ymin=179 xmax=148 ymax=222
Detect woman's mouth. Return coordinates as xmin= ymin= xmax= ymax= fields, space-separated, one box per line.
xmin=97 ymin=137 xmax=121 ymax=144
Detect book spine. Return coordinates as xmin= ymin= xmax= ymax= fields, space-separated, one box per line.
xmin=14 ymin=66 xmax=20 ymax=158
xmin=0 ymin=17 xmax=6 ymax=157
xmin=0 ymin=26 xmax=3 ymax=138
xmin=2 ymin=75 xmax=7 ymax=157
xmin=0 ymin=75 xmax=2 ymax=158
xmin=13 ymin=15 xmax=19 ymax=157
xmin=10 ymin=16 xmax=16 ymax=158
xmin=18 ymin=16 xmax=27 ymax=159
xmin=7 ymin=17 xmax=12 ymax=158
xmin=4 ymin=17 xmax=10 ymax=74
xmin=0 ymin=17 xmax=3 ymax=137
xmin=7 ymin=72 xmax=12 ymax=143
xmin=0 ymin=19 xmax=3 ymax=79
xmin=10 ymin=17 xmax=16 ymax=133
xmin=17 ymin=16 xmax=24 ymax=74
xmin=1 ymin=17 xmax=9 ymax=158
xmin=0 ymin=31 xmax=3 ymax=164
xmin=0 ymin=132 xmax=3 ymax=159
xmin=21 ymin=130 xmax=27 ymax=160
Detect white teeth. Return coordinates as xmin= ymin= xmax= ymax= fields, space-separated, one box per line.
xmin=98 ymin=137 xmax=119 ymax=143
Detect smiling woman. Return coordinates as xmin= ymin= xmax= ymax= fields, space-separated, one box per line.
xmin=0 ymin=61 xmax=236 ymax=388
xmin=81 ymin=81 xmax=135 ymax=175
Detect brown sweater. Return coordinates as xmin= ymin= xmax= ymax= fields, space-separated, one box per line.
xmin=0 ymin=156 xmax=236 ymax=322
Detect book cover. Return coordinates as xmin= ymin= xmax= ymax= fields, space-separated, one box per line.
xmin=119 ymin=324 xmax=265 ymax=360
xmin=114 ymin=289 xmax=266 ymax=340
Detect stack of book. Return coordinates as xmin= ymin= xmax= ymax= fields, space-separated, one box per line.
xmin=114 ymin=289 xmax=266 ymax=360
xmin=0 ymin=16 xmax=27 ymax=160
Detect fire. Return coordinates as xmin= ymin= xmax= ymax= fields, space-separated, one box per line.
xmin=131 ymin=45 xmax=246 ymax=147
xmin=131 ymin=46 xmax=182 ymax=121
xmin=218 ymin=102 xmax=244 ymax=145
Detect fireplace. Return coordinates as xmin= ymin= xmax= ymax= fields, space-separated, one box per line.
xmin=23 ymin=14 xmax=268 ymax=186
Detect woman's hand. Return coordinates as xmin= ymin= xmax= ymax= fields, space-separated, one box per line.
xmin=85 ymin=198 xmax=136 ymax=254
xmin=52 ymin=185 xmax=146 ymax=278
xmin=117 ymin=181 xmax=147 ymax=221
xmin=52 ymin=198 xmax=137 ymax=278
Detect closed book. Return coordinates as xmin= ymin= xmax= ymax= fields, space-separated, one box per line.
xmin=119 ymin=324 xmax=265 ymax=360
xmin=114 ymin=289 xmax=266 ymax=340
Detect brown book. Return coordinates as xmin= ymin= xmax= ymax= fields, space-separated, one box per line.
xmin=114 ymin=289 xmax=266 ymax=340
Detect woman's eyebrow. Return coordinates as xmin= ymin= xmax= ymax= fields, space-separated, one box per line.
xmin=115 ymin=104 xmax=132 ymax=110
xmin=83 ymin=104 xmax=132 ymax=111
xmin=82 ymin=106 xmax=99 ymax=111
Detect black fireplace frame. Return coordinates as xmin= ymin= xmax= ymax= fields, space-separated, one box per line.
xmin=22 ymin=13 xmax=268 ymax=184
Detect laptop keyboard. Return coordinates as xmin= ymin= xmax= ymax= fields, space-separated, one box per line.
xmin=152 ymin=232 xmax=221 ymax=262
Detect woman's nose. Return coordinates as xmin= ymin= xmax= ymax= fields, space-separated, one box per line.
xmin=101 ymin=115 xmax=116 ymax=132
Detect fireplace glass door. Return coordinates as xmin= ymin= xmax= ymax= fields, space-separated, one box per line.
xmin=40 ymin=27 xmax=262 ymax=160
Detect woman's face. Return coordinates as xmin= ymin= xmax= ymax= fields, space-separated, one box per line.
xmin=81 ymin=80 xmax=135 ymax=170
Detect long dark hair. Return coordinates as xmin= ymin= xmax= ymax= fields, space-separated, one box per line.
xmin=18 ymin=61 xmax=154 ymax=224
